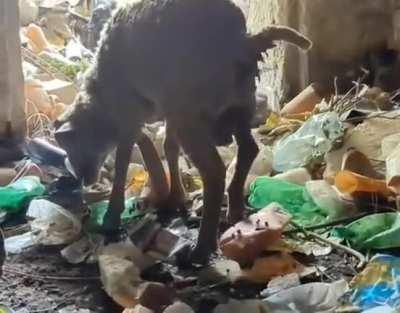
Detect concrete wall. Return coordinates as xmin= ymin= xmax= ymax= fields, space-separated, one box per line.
xmin=247 ymin=0 xmax=400 ymax=109
xmin=0 ymin=0 xmax=25 ymax=139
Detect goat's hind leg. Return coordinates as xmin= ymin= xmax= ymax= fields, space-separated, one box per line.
xmin=227 ymin=113 xmax=259 ymax=224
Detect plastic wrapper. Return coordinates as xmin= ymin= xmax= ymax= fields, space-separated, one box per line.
xmin=333 ymin=213 xmax=400 ymax=250
xmin=273 ymin=112 xmax=344 ymax=172
xmin=89 ymin=197 xmax=143 ymax=230
xmin=350 ymin=254 xmax=400 ymax=311
xmin=0 ymin=176 xmax=45 ymax=215
xmin=248 ymin=177 xmax=331 ymax=226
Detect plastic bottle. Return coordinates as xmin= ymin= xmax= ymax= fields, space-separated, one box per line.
xmin=335 ymin=170 xmax=392 ymax=196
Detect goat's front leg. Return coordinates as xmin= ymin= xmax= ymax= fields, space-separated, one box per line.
xmin=103 ymin=140 xmax=132 ymax=235
xmin=176 ymin=121 xmax=225 ymax=264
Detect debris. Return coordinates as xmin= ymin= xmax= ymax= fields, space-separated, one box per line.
xmin=89 ymin=197 xmax=143 ymax=230
xmin=213 ymin=299 xmax=266 ymax=313
xmin=341 ymin=149 xmax=383 ymax=179
xmin=123 ymin=306 xmax=154 ymax=313
xmin=350 ymin=254 xmax=400 ymax=311
xmin=199 ymin=260 xmax=242 ymax=285
xmin=24 ymin=78 xmax=54 ymax=116
xmin=273 ymin=112 xmax=344 ymax=172
xmin=220 ymin=226 xmax=282 ymax=266
xmin=0 ymin=176 xmax=45 ymax=215
xmin=24 ymin=23 xmax=54 ymax=54
xmin=163 ymin=302 xmax=195 ymax=313
xmin=335 ymin=170 xmax=392 ymax=196
xmin=27 ymin=199 xmax=82 ymax=245
xmin=4 ymin=231 xmax=38 ymax=254
xmin=263 ymin=279 xmax=349 ymax=313
xmin=98 ymin=241 xmax=155 ymax=272
xmin=293 ymin=222 xmax=366 ymax=269
xmin=41 ymin=78 xmax=77 ymax=105
xmin=260 ymin=273 xmax=301 ymax=297
xmin=58 ymin=305 xmax=91 ymax=313
xmin=385 ymin=143 xmax=400 ymax=191
xmin=19 ymin=0 xmax=39 ymax=26
xmin=281 ymin=83 xmax=325 ymax=115
xmin=147 ymin=228 xmax=181 ymax=260
xmin=0 ymin=168 xmax=17 ymax=186
xmin=273 ymin=168 xmax=312 ymax=186
xmin=248 ymin=177 xmax=330 ymax=226
xmin=61 ymin=234 xmax=104 ymax=264
xmin=220 ymin=204 xmax=290 ymax=265
xmin=0 ymin=228 xmax=4 ymax=275
xmin=0 ymin=305 xmax=15 ymax=313
xmin=98 ymin=244 xmax=143 ymax=308
xmin=228 ymin=145 xmax=273 ymax=179
xmin=381 ymin=133 xmax=400 ymax=159
xmin=126 ymin=163 xmax=149 ymax=197
xmin=138 ymin=282 xmax=174 ymax=312
xmin=227 ymin=145 xmax=273 ymax=195
xmin=333 ymin=213 xmax=400 ymax=250
xmin=305 ymin=180 xmax=345 ymax=220
xmin=241 ymin=253 xmax=303 ymax=284
xmin=324 ymin=115 xmax=400 ymax=181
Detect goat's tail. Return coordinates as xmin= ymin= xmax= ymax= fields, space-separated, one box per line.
xmin=250 ymin=25 xmax=312 ymax=55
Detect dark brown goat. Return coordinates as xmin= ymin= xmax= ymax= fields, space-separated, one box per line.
xmin=55 ymin=0 xmax=311 ymax=263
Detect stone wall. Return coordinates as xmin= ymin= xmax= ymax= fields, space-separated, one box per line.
xmin=0 ymin=0 xmax=25 ymax=139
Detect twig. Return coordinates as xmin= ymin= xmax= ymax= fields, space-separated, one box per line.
xmin=284 ymin=213 xmax=369 ymax=235
xmin=290 ymin=222 xmax=366 ymax=269
xmin=3 ymin=267 xmax=99 ymax=281
xmin=30 ymin=301 xmax=67 ymax=313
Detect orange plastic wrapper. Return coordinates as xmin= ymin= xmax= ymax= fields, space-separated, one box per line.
xmin=219 ymin=205 xmax=291 ymax=265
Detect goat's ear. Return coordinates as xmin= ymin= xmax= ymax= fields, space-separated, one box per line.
xmin=54 ymin=121 xmax=76 ymax=147
xmin=53 ymin=119 xmax=63 ymax=130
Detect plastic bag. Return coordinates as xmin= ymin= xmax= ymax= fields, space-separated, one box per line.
xmin=89 ymin=197 xmax=142 ymax=230
xmin=273 ymin=112 xmax=344 ymax=172
xmin=350 ymin=254 xmax=400 ymax=311
xmin=333 ymin=213 xmax=400 ymax=250
xmin=248 ymin=177 xmax=328 ymax=226
xmin=27 ymin=199 xmax=81 ymax=245
xmin=0 ymin=176 xmax=45 ymax=214
xmin=263 ymin=280 xmax=349 ymax=313
xmin=305 ymin=180 xmax=345 ymax=219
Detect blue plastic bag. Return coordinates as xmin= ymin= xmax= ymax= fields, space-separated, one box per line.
xmin=350 ymin=254 xmax=400 ymax=311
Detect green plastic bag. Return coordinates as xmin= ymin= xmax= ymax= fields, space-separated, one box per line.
xmin=0 ymin=176 xmax=45 ymax=214
xmin=248 ymin=176 xmax=329 ymax=226
xmin=333 ymin=213 xmax=400 ymax=250
xmin=89 ymin=197 xmax=143 ymax=230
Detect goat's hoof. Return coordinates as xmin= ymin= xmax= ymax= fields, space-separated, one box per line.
xmin=102 ymin=228 xmax=128 ymax=244
xmin=175 ymin=243 xmax=215 ymax=268
xmin=101 ymin=217 xmax=126 ymax=243
xmin=158 ymin=197 xmax=188 ymax=218
xmin=227 ymin=205 xmax=250 ymax=225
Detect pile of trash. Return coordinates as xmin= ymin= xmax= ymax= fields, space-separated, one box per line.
xmin=2 ymin=1 xmax=400 ymax=313
xmin=18 ymin=0 xmax=116 ymax=138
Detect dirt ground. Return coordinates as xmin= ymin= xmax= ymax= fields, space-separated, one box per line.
xmin=0 ymin=240 xmax=358 ymax=313
xmin=0 ymin=246 xmax=122 ymax=313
